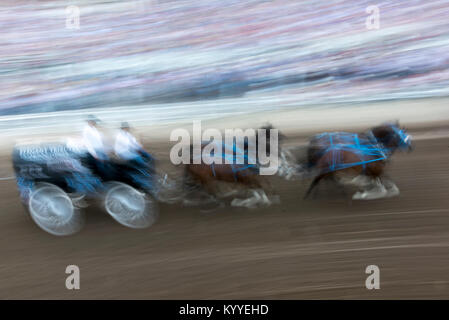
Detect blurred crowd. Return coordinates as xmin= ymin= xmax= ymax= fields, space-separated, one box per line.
xmin=1 ymin=0 xmax=449 ymax=115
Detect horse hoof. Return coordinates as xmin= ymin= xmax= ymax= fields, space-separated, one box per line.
xmin=352 ymin=188 xmax=388 ymax=200
xmin=352 ymin=191 xmax=365 ymax=200
xmin=385 ymin=185 xmax=400 ymax=198
xmin=231 ymin=198 xmax=257 ymax=209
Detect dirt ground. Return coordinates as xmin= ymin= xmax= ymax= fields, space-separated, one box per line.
xmin=0 ymin=129 xmax=449 ymax=299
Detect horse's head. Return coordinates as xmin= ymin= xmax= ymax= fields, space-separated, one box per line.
xmin=370 ymin=121 xmax=413 ymax=154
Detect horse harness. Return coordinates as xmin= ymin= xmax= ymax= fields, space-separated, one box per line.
xmin=313 ymin=132 xmax=388 ymax=173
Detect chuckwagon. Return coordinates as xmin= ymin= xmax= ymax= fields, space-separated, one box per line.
xmin=12 ymin=142 xmax=159 ymax=236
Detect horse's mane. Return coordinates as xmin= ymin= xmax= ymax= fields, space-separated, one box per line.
xmin=371 ymin=123 xmax=396 ymax=146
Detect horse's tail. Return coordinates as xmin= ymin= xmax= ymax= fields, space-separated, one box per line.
xmin=304 ymin=172 xmax=327 ymax=199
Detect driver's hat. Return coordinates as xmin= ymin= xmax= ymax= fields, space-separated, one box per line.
xmin=121 ymin=121 xmax=130 ymax=129
xmin=87 ymin=114 xmax=100 ymax=123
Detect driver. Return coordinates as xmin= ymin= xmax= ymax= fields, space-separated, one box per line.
xmin=114 ymin=122 xmax=150 ymax=166
xmin=114 ymin=122 xmax=154 ymax=191
xmin=82 ymin=115 xmax=110 ymax=177
xmin=83 ymin=115 xmax=108 ymax=160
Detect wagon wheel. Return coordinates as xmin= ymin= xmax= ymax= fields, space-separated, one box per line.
xmin=28 ymin=182 xmax=84 ymax=236
xmin=104 ymin=182 xmax=158 ymax=229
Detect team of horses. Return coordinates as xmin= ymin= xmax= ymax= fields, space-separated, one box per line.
xmin=181 ymin=121 xmax=413 ymax=208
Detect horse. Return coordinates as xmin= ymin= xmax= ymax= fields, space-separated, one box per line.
xmin=304 ymin=121 xmax=413 ymax=200
xmin=183 ymin=124 xmax=287 ymax=208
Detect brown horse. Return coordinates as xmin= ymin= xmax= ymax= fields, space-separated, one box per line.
xmin=304 ymin=122 xmax=413 ymax=200
xmin=183 ymin=124 xmax=285 ymax=208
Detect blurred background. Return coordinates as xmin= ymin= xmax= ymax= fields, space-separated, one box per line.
xmin=1 ymin=0 xmax=449 ymax=299
xmin=2 ymin=0 xmax=449 ymax=115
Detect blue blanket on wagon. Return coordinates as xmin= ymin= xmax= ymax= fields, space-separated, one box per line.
xmin=13 ymin=142 xmax=155 ymax=198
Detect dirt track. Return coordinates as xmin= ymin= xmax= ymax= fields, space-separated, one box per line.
xmin=1 ymin=133 xmax=449 ymax=299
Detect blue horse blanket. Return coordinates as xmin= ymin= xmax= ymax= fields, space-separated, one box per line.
xmin=194 ymin=140 xmax=259 ymax=181
xmin=312 ymin=132 xmax=387 ymax=172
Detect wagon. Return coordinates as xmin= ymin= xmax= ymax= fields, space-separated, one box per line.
xmin=12 ymin=142 xmax=159 ymax=236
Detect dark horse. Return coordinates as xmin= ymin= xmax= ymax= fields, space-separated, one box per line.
xmin=304 ymin=121 xmax=413 ymax=200
xmin=183 ymin=124 xmax=284 ymax=208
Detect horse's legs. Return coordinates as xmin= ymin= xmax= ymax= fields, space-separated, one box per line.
xmin=333 ymin=172 xmax=390 ymax=200
xmin=231 ymin=189 xmax=260 ymax=208
xmin=352 ymin=177 xmax=388 ymax=200
xmin=183 ymin=166 xmax=199 ymax=192
xmin=218 ymin=184 xmax=241 ymax=198
xmin=250 ymin=178 xmax=271 ymax=205
xmin=254 ymin=187 xmax=272 ymax=206
xmin=328 ymin=165 xmax=384 ymax=200
xmin=182 ymin=166 xmax=219 ymax=207
xmin=230 ymin=188 xmax=271 ymax=208
xmin=351 ymin=160 xmax=396 ymax=200
xmin=380 ymin=175 xmax=400 ymax=198
xmin=227 ymin=176 xmax=273 ymax=208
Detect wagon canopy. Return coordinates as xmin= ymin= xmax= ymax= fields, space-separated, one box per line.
xmin=13 ymin=142 xmax=86 ymax=164
xmin=12 ymin=142 xmax=92 ymax=182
